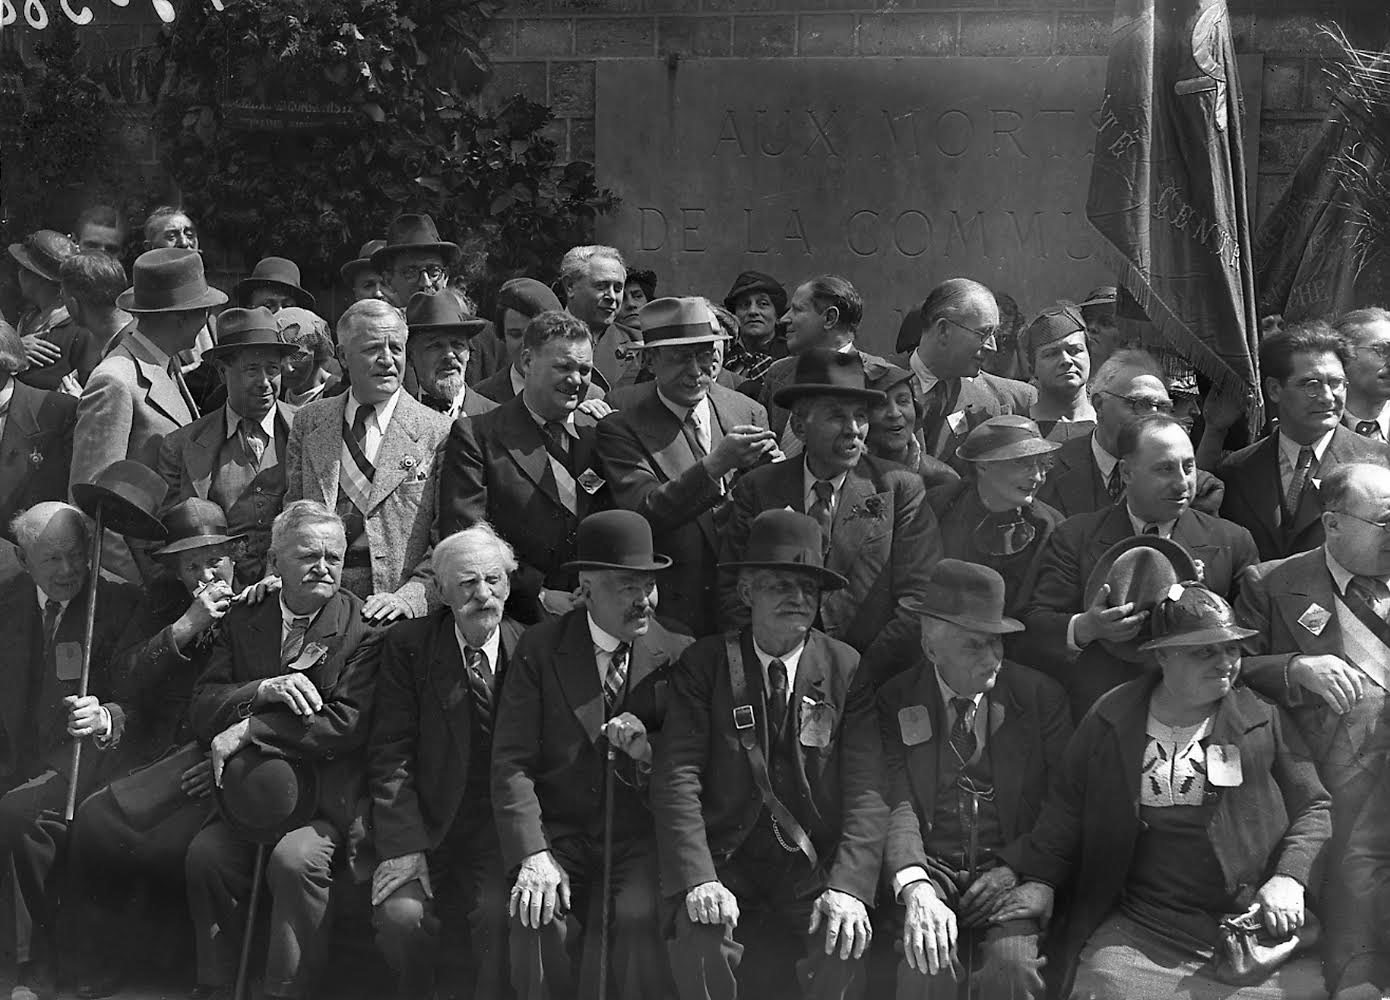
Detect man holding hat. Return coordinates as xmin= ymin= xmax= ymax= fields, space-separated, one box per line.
xmin=404 ymin=290 xmax=495 ymax=419
xmin=877 ymin=560 xmax=1071 ymax=1000
xmin=721 ymin=348 xmax=940 ymax=689
xmin=9 ymin=229 xmax=102 ymax=392
xmin=721 ymin=270 xmax=789 ymax=392
xmin=474 ymin=277 xmax=602 ymax=406
xmin=596 ymin=296 xmax=773 ymax=635
xmin=156 ymin=306 xmax=299 ymax=588
xmin=235 ymin=256 xmax=317 ymax=314
xmin=1021 ymin=304 xmax=1096 ymax=441
xmin=184 ymin=500 xmax=383 ymax=1000
xmin=0 ymin=321 xmax=77 ymax=544
xmin=492 ymin=509 xmax=691 ymax=1000
xmin=340 ymin=239 xmax=391 ymax=305
xmin=653 ymin=509 xmax=886 ymax=1000
xmin=372 ymin=214 xmax=459 ymax=306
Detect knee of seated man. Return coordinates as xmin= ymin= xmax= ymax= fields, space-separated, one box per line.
xmin=374 ymin=889 xmax=428 ymax=937
xmin=978 ymin=923 xmax=1042 ymax=980
xmin=612 ymin=880 xmax=659 ymax=931
xmin=268 ymin=827 xmax=336 ymax=885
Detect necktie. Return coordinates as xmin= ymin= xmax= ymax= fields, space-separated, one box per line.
xmin=767 ymin=658 xmax=789 ymax=737
xmin=1284 ymin=446 xmax=1316 ymax=522
xmin=1356 ymin=420 xmax=1383 ymax=440
xmin=240 ymin=416 xmax=267 ymax=465
xmin=463 ymin=645 xmax=494 ymax=737
xmin=281 ymin=615 xmax=313 ymax=666
xmin=921 ymin=380 xmax=953 ymax=456
xmin=168 ymin=359 xmax=200 ymax=419
xmin=541 ymin=421 xmax=574 ymax=474
xmin=809 ymin=480 xmax=834 ymax=548
xmin=1106 ymin=463 xmax=1124 ymax=500
xmin=603 ymin=642 xmax=630 ymax=714
xmin=948 ymin=697 xmax=978 ymax=766
xmin=681 ymin=411 xmax=709 ymax=459
xmin=41 ymin=598 xmax=62 ymax=657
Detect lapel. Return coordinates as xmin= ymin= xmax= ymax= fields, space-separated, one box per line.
xmin=130 ymin=349 xmax=193 ymax=426
xmin=1096 ymin=675 xmax=1154 ymax=820
xmin=496 ymin=399 xmax=565 ymax=512
xmin=987 ymin=670 xmax=1027 ymax=838
xmin=553 ymin=612 xmax=606 ymax=745
xmin=1235 ymin=436 xmax=1284 ymax=538
xmin=1056 ymin=435 xmax=1102 ymax=514
xmin=827 ymin=460 xmax=884 ymax=570
xmin=0 ymin=383 xmax=42 ymax=511
xmin=426 ymin=613 xmax=474 ymax=775
xmin=300 ymin=593 xmax=350 ymax=688
xmin=788 ymin=632 xmax=835 ymax=800
xmin=187 ymin=410 xmax=226 ymax=500
xmin=902 ymin=664 xmax=945 ymax=826
xmin=307 ymin=396 xmax=347 ymax=505
xmin=634 ymin=387 xmax=702 ymax=485
xmin=1270 ymin=554 xmax=1345 ymax=657
xmin=571 ymin=413 xmax=603 ymax=517
xmin=1085 ymin=503 xmax=1136 ymax=571
xmin=369 ymin=396 xmax=426 ymax=509
xmin=244 ymin=596 xmax=288 ymax=677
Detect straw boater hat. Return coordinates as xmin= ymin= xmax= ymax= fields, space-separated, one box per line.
xmin=234 ymin=257 xmax=316 ymax=311
xmin=153 ymin=499 xmax=246 ymax=557
xmin=631 ymin=297 xmax=730 ymax=350
xmin=718 ymin=509 xmax=847 ymax=590
xmin=772 ymin=348 xmax=886 ymax=408
xmin=115 ymin=248 xmax=228 ymax=314
xmin=371 ymin=214 xmax=461 ymax=271
xmin=202 ymin=307 xmax=302 ymax=363
xmin=7 ymin=230 xmax=76 ymax=284
xmin=561 ymin=510 xmax=672 ymax=573
xmin=905 ymin=559 xmax=1024 ymax=634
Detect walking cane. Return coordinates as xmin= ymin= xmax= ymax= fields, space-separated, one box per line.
xmin=597 ymin=738 xmax=617 ymax=1000
xmin=234 ymin=845 xmax=269 ymax=1000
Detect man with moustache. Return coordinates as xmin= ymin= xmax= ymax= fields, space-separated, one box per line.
xmin=0 ymin=322 xmax=77 ymax=544
xmin=492 ymin=510 xmax=692 ymax=1000
xmin=721 ymin=270 xmax=789 ymax=393
xmin=560 ymin=244 xmax=634 ymax=392
xmin=1338 ymin=308 xmax=1390 ymax=441
xmin=404 ymin=292 xmax=496 ymax=419
xmin=156 ymin=307 xmax=299 ymax=588
xmin=1219 ymin=323 xmax=1390 ymax=561
xmin=721 ymin=349 xmax=940 ymax=689
xmin=285 ymin=299 xmax=452 ymax=622
xmin=370 ymin=524 xmax=525 ymax=1000
xmin=1021 ymin=305 xmax=1096 ymax=442
xmin=654 ymin=509 xmax=887 ymax=1000
xmin=441 ymin=310 xmax=612 ymax=624
xmin=1021 ymin=414 xmax=1259 ymax=718
xmin=184 ymin=501 xmax=383 ymax=1000
xmin=372 ymin=215 xmax=457 ymax=306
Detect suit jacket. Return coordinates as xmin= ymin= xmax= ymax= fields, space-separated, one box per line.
xmin=1038 ymin=431 xmax=1225 ymax=519
xmin=1019 ymin=503 xmax=1260 ymax=718
xmin=189 ymin=588 xmax=384 ymax=838
xmin=998 ymin=677 xmax=1330 ymax=998
xmin=471 ymin=367 xmax=604 ymax=406
xmin=1338 ymin=768 xmax=1390 ymax=993
xmin=416 ymin=385 xmax=497 ymax=419
xmin=15 ymin=308 xmax=102 ymax=392
xmin=155 ymin=401 xmax=296 ymax=586
xmin=719 ymin=454 xmax=941 ymax=688
xmin=440 ymin=396 xmax=611 ymax=623
xmin=1218 ymin=426 xmax=1390 ymax=561
xmin=886 ymin=355 xmax=1037 ymax=463
xmin=285 ymin=391 xmax=451 ymax=615
xmin=759 ymin=347 xmax=887 ymax=441
xmin=652 ymin=629 xmax=887 ymax=903
xmin=491 ymin=610 xmax=693 ymax=870
xmin=877 ymin=660 xmax=1072 ymax=895
xmin=464 ymin=324 xmax=506 ymax=388
xmin=0 ymin=381 xmax=76 ymax=542
xmin=369 ymin=610 xmax=524 ymax=860
xmin=596 ymin=382 xmax=767 ymax=635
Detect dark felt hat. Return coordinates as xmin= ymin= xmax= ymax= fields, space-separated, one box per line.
xmin=371 ymin=215 xmax=460 ymax=271
xmin=496 ymin=277 xmax=562 ymax=321
xmin=405 ymin=291 xmax=487 ymax=336
xmin=905 ymin=559 xmax=1024 ymax=634
xmin=235 ymin=257 xmax=316 ymax=311
xmin=1140 ymin=583 xmax=1257 ymax=651
xmin=718 ymin=509 xmax=847 ymax=590
xmin=956 ymin=415 xmax=1060 ymax=463
xmin=214 ymin=745 xmax=320 ymax=845
xmin=561 ymin=510 xmax=672 ymax=573
xmin=1084 ymin=536 xmax=1201 ymax=662
xmin=723 ymin=271 xmax=786 ymax=316
xmin=153 ymin=498 xmax=246 ymax=556
xmin=203 ymin=307 xmax=303 ymax=362
xmin=116 ymin=249 xmax=228 ymax=314
xmin=632 ymin=296 xmax=728 ymax=350
xmin=72 ymin=460 xmax=169 ymax=541
xmin=8 ymin=230 xmax=77 ymax=284
xmin=772 ymin=349 xmax=885 ymax=408
xmin=339 ymin=239 xmax=387 ymax=285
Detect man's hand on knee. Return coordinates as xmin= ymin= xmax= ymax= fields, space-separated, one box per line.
xmin=685 ymin=881 xmax=740 ymax=928
xmin=808 ymin=888 xmax=872 ymax=961
xmin=372 ymin=852 xmax=432 ymax=907
xmin=509 ymin=851 xmax=570 ymax=930
xmin=901 ymin=881 xmax=958 ymax=978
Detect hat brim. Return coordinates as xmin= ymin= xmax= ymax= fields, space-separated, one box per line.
xmin=153 ymin=531 xmax=247 ymax=556
xmin=203 ymin=340 xmax=304 ymax=362
xmin=717 ymin=559 xmax=847 ymax=591
xmin=234 ymin=278 xmax=316 ymax=311
xmin=559 ymin=555 xmax=674 ymax=573
xmin=1139 ymin=624 xmax=1259 ymax=652
xmin=630 ymin=333 xmax=732 ymax=349
xmin=772 ymin=384 xmax=886 ymax=408
xmin=408 ymin=319 xmax=490 ymax=337
xmin=71 ymin=483 xmax=168 ymax=541
xmin=339 ymin=258 xmax=375 ymax=284
xmin=213 ymin=747 xmax=320 ymax=846
xmin=371 ymin=242 xmax=462 ymax=271
xmin=1084 ymin=534 xmax=1201 ymax=662
xmin=7 ymin=244 xmax=60 ymax=283
xmin=723 ymin=284 xmax=786 ymax=313
xmin=116 ymin=286 xmax=229 ymax=313
xmin=905 ymin=601 xmax=1026 ymax=634
xmin=958 ymin=438 xmax=1062 ymax=463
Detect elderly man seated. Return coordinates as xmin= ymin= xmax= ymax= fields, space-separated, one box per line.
xmin=654 ymin=509 xmax=888 ymax=1000
xmin=183 ymin=500 xmax=384 ymax=1000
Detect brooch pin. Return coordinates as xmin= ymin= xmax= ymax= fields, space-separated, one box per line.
xmin=847 ymin=496 xmax=887 ymax=522
xmin=400 ymin=456 xmax=416 ymax=471
xmin=29 ymin=448 xmax=44 ymax=467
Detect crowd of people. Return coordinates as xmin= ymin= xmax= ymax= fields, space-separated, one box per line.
xmin=2 ymin=201 xmax=1390 ymax=1000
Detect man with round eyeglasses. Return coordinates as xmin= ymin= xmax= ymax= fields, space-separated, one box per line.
xmin=1338 ymin=307 xmax=1390 ymax=442
xmin=372 ymin=214 xmax=458 ymax=307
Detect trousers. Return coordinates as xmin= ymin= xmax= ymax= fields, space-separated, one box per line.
xmin=0 ymin=770 xmax=71 ymax=968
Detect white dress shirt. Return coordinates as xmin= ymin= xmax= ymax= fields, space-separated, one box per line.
xmin=36 ymin=585 xmax=70 ymax=632
xmin=344 ymin=388 xmax=403 ymax=465
xmin=1276 ymin=429 xmax=1334 ymax=497
xmin=802 ymin=464 xmax=849 ymax=520
xmin=0 ymin=379 xmax=13 ymax=439
xmin=657 ymin=388 xmax=714 ymax=456
xmin=751 ymin=637 xmax=808 ymax=703
xmin=225 ymin=401 xmax=279 ymax=467
xmin=588 ymin=614 xmax=628 ymax=691
xmin=279 ymin=596 xmax=323 ymax=647
xmin=1343 ymin=406 xmax=1390 ymax=441
xmin=1125 ymin=505 xmax=1177 ymax=539
xmin=1091 ymin=435 xmax=1119 ymax=487
xmin=454 ymin=622 xmax=502 ymax=681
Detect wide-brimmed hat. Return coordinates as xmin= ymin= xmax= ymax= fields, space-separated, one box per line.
xmin=956 ymin=415 xmax=1061 ymax=463
xmin=718 ymin=509 xmax=847 ymax=590
xmin=116 ymin=248 xmax=228 ymax=314
xmin=496 ymin=277 xmax=562 ymax=323
xmin=371 ymin=214 xmax=461 ymax=271
xmin=214 ymin=745 xmax=320 ymax=845
xmin=631 ymin=297 xmax=729 ymax=350
xmin=772 ymin=349 xmax=886 ymax=408
xmin=1084 ymin=536 xmax=1201 ymax=661
xmin=234 ymin=257 xmax=316 ymax=311
xmin=561 ymin=510 xmax=672 ymax=573
xmin=723 ymin=270 xmax=786 ymax=316
xmin=202 ymin=306 xmax=302 ymax=362
xmin=405 ymin=291 xmax=488 ymax=336
xmin=1140 ymin=583 xmax=1257 ymax=651
xmin=1021 ymin=304 xmax=1087 ymax=361
xmin=339 ymin=239 xmax=387 ymax=285
xmin=8 ymin=230 xmax=77 ymax=284
xmin=905 ymin=559 xmax=1024 ymax=634
xmin=153 ymin=499 xmax=247 ymax=556
xmin=72 ymin=460 xmax=169 ymax=541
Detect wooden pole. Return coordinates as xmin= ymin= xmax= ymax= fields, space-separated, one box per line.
xmin=64 ymin=501 xmax=104 ymax=822
xmin=234 ymin=845 xmax=269 ymax=1000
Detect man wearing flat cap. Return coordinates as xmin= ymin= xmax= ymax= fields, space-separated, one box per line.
xmin=492 ymin=509 xmax=691 ymax=1000
xmin=0 ymin=320 xmax=77 ymax=544
xmin=877 ymin=560 xmax=1071 ymax=1000
xmin=1020 ymin=305 xmax=1096 ymax=442
xmin=596 ymin=296 xmax=774 ymax=635
xmin=235 ymin=257 xmax=317 ymax=314
xmin=721 ymin=348 xmax=940 ymax=689
xmin=157 ymin=307 xmax=299 ymax=588
xmin=9 ymin=229 xmax=102 ymax=392
xmin=653 ymin=509 xmax=886 ymax=1000
xmin=404 ymin=291 xmax=496 ymax=419
xmin=721 ymin=270 xmax=789 ymax=393
xmin=474 ymin=277 xmax=605 ymax=406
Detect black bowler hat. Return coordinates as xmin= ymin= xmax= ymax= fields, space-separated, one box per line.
xmin=719 ymin=509 xmax=846 ymax=590
xmin=72 ymin=460 xmax=169 ymax=541
xmin=561 ymin=510 xmax=672 ymax=573
xmin=405 ymin=291 xmax=488 ymax=336
xmin=235 ymin=256 xmax=316 ymax=311
xmin=153 ymin=499 xmax=246 ymax=557
xmin=203 ymin=307 xmax=303 ymax=362
xmin=772 ymin=349 xmax=885 ymax=408
xmin=214 ymin=745 xmax=320 ymax=845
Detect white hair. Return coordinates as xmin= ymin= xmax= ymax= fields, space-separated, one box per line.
xmin=270 ymin=500 xmax=344 ymax=552
xmin=559 ymin=245 xmax=625 ymax=293
xmin=432 ymin=522 xmax=518 ymax=578
xmin=11 ymin=502 xmax=90 ymax=553
xmin=336 ymin=297 xmax=406 ymax=348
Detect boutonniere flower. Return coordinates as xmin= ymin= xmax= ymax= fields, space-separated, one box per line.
xmin=29 ymin=447 xmax=44 ymax=467
xmin=847 ymin=495 xmax=887 ymax=522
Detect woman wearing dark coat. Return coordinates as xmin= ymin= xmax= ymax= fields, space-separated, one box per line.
xmin=994 ymin=585 xmax=1332 ymax=1000
xmin=865 ymin=363 xmax=961 ymax=492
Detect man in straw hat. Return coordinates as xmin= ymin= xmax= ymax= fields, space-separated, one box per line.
xmin=653 ymin=508 xmax=886 ymax=1000
xmin=492 ymin=509 xmax=692 ymax=1000
xmin=596 ymin=296 xmax=773 ymax=635
xmin=340 ymin=239 xmax=391 ymax=304
xmin=877 ymin=560 xmax=1071 ymax=1000
xmin=8 ymin=228 xmax=102 ymax=393
xmin=720 ymin=347 xmax=940 ymax=689
xmin=235 ymin=256 xmax=317 ymax=315
xmin=404 ymin=290 xmax=495 ymax=419
xmin=156 ymin=307 xmax=300 ymax=588
xmin=372 ymin=214 xmax=460 ymax=307
xmin=0 ymin=320 xmax=77 ymax=544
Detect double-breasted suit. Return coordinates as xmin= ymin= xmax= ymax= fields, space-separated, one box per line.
xmin=1036 ymin=431 xmax=1225 ymax=519
xmin=0 ymin=381 xmax=76 ymax=543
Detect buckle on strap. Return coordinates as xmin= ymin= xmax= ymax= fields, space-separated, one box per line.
xmin=733 ymin=705 xmax=755 ymax=730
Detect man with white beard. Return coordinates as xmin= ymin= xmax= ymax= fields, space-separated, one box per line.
xmin=405 ymin=292 xmax=496 ymax=420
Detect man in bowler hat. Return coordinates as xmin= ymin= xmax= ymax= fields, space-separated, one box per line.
xmin=492 ymin=509 xmax=692 ymax=1000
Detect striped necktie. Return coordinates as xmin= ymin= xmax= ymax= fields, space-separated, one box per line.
xmin=463 ymin=645 xmax=494 ymax=738
xmin=603 ymin=642 xmax=630 ymax=714
xmin=281 ymin=615 xmax=313 ymax=666
xmin=341 ymin=405 xmax=375 ymax=514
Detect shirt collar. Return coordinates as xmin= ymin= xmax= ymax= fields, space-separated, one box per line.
xmin=1125 ymin=505 xmax=1178 ymax=539
xmin=36 ymin=585 xmax=69 ymax=613
xmin=752 ymin=637 xmax=807 ymax=686
xmin=1324 ymin=548 xmax=1390 ymax=597
xmin=346 ymin=387 xmax=402 ymax=433
xmin=454 ymin=620 xmax=502 ymax=672
xmin=0 ymin=380 xmax=14 ymax=412
xmin=655 ymin=387 xmax=710 ymax=427
xmin=587 ymin=613 xmax=624 ymax=654
xmin=224 ymin=401 xmax=277 ymax=441
xmin=1091 ymin=434 xmax=1118 ymax=480
xmin=1345 ymin=406 xmax=1390 ymax=439
xmin=523 ymin=399 xmax=578 ymax=439
xmin=510 ymin=365 xmax=527 ymax=396
xmin=1278 ymin=428 xmax=1335 ymax=469
xmin=128 ymin=328 xmax=173 ymax=368
xmin=280 ymin=595 xmax=320 ymax=630
xmin=934 ymin=667 xmax=984 ymax=713
xmin=909 ymin=349 xmax=938 ymax=396
xmin=802 ymin=461 xmax=849 ymax=505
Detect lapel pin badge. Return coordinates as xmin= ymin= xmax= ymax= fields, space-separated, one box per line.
xmin=1298 ymin=603 xmax=1330 ymax=636
xmin=400 ymin=456 xmax=416 ymax=470
xmin=29 ymin=448 xmax=44 ymax=467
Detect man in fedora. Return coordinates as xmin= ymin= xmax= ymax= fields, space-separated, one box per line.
xmin=492 ymin=509 xmax=692 ymax=1000
xmin=0 ymin=321 xmax=77 ymax=545
xmin=156 ymin=307 xmax=300 ymax=587
xmin=474 ymin=277 xmax=603 ymax=406
xmin=369 ymin=523 xmax=525 ymax=1000
xmin=235 ymin=256 xmax=317 ymax=314
xmin=9 ymin=229 xmax=102 ymax=392
xmin=372 ymin=214 xmax=460 ymax=307
xmin=441 ymin=310 xmax=612 ymax=624
xmin=596 ymin=296 xmax=774 ymax=635
xmin=340 ymin=239 xmax=390 ymax=305
xmin=285 ymin=298 xmax=452 ymax=622
xmin=720 ymin=348 xmax=940 ymax=689
xmin=877 ymin=560 xmax=1071 ymax=1000
xmin=1021 ymin=413 xmax=1259 ymax=719
xmin=184 ymin=500 xmax=383 ymax=1000
xmin=653 ymin=509 xmax=886 ymax=1000
xmin=404 ymin=291 xmax=495 ymax=419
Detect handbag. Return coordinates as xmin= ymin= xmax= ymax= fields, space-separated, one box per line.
xmin=1212 ymin=904 xmax=1321 ymax=986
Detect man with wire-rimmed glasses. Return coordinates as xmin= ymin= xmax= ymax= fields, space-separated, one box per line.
xmin=1338 ymin=307 xmax=1390 ymax=442
xmin=372 ymin=214 xmax=459 ymax=307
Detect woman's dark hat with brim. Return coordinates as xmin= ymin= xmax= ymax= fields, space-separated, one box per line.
xmin=1084 ymin=536 xmax=1201 ymax=662
xmin=203 ymin=307 xmax=303 ymax=362
xmin=153 ymin=498 xmax=246 ymax=556
xmin=561 ymin=510 xmax=672 ymax=573
xmin=405 ymin=291 xmax=488 ymax=336
xmin=718 ymin=509 xmax=847 ymax=590
xmin=1140 ymin=583 xmax=1257 ymax=651
xmin=234 ymin=257 xmax=316 ymax=311
xmin=72 ymin=460 xmax=169 ymax=541
xmin=116 ymin=248 xmax=228 ymax=314
xmin=214 ymin=745 xmax=320 ymax=845
xmin=773 ymin=348 xmax=886 ymax=408
xmin=905 ymin=559 xmax=1024 ymax=634
xmin=8 ymin=229 xmax=77 ymax=284
xmin=956 ymin=415 xmax=1061 ymax=463
xmin=371 ymin=214 xmax=461 ymax=271
xmin=722 ymin=270 xmax=787 ymax=316
xmin=339 ymin=239 xmax=387 ymax=285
